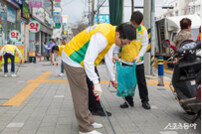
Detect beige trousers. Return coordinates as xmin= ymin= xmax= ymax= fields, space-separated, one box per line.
xmin=63 ymin=62 xmax=95 ymax=132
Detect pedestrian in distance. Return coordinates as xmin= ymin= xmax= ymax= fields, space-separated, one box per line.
xmin=113 ymin=11 xmax=151 ymax=110
xmin=62 ymin=23 xmax=136 ymax=134
xmin=48 ymin=38 xmax=56 ymax=65
xmin=51 ymin=44 xmax=65 ymax=77
xmin=43 ymin=41 xmax=49 ymax=61
xmin=0 ymin=44 xmax=22 ymax=77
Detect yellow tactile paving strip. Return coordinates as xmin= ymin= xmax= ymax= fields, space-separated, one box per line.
xmin=146 ymin=80 xmax=171 ymax=90
xmin=2 ymin=72 xmax=53 ymax=106
xmin=2 ymin=72 xmax=171 ymax=106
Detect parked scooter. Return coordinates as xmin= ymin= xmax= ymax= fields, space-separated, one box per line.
xmin=162 ymin=40 xmax=201 ymax=123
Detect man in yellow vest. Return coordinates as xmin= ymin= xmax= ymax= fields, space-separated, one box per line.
xmin=62 ymin=23 xmax=136 ymax=134
xmin=113 ymin=11 xmax=151 ymax=110
xmin=0 ymin=44 xmax=22 ymax=77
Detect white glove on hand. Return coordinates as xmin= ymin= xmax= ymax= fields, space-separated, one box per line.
xmin=134 ymin=56 xmax=141 ymax=63
xmin=94 ymin=83 xmax=102 ymax=98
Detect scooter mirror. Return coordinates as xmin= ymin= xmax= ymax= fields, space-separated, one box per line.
xmin=161 ymin=40 xmax=170 ymax=48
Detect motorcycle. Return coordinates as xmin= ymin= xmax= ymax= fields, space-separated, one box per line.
xmin=162 ymin=40 xmax=201 ymax=123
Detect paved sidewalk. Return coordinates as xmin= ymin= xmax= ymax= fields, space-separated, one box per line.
xmin=0 ymin=61 xmax=200 ymax=134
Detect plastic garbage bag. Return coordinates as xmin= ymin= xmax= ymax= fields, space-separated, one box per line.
xmin=116 ymin=61 xmax=137 ymax=97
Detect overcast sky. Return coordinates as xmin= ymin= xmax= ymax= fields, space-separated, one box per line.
xmin=61 ymin=0 xmax=168 ymax=26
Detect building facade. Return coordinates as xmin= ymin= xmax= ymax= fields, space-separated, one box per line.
xmin=0 ymin=0 xmax=54 ymax=62
xmin=157 ymin=0 xmax=201 ymax=20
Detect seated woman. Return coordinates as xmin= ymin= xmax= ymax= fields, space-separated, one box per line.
xmin=173 ymin=18 xmax=193 ymax=49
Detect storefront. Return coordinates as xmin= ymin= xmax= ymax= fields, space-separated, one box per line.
xmin=0 ymin=1 xmax=7 ymax=46
xmin=31 ymin=7 xmax=53 ymax=55
xmin=0 ymin=0 xmax=23 ymax=63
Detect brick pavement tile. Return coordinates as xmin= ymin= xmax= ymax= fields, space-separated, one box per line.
xmin=57 ymin=116 xmax=72 ymax=125
xmin=42 ymin=115 xmax=58 ymax=123
xmin=54 ymin=124 xmax=72 ymax=134
xmin=18 ymin=121 xmax=41 ymax=134
xmin=36 ymin=126 xmax=55 ymax=134
xmin=0 ymin=128 xmax=20 ymax=134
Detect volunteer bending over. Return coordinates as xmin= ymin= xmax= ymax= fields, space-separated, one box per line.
xmin=62 ymin=23 xmax=136 ymax=134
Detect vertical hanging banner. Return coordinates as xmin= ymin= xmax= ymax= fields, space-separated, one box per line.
xmin=53 ymin=12 xmax=62 ymax=29
xmin=29 ymin=0 xmax=43 ymax=8
xmin=29 ymin=20 xmax=41 ymax=33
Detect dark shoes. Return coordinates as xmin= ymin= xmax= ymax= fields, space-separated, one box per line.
xmin=120 ymin=101 xmax=151 ymax=110
xmin=142 ymin=101 xmax=151 ymax=110
xmin=120 ymin=102 xmax=134 ymax=109
xmin=92 ymin=110 xmax=112 ymax=117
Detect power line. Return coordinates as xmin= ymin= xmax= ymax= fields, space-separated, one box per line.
xmin=97 ymin=0 xmax=106 ymax=10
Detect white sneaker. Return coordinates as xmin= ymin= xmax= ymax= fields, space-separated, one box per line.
xmin=79 ymin=130 xmax=102 ymax=134
xmin=4 ymin=74 xmax=8 ymax=77
xmin=92 ymin=122 xmax=103 ymax=129
xmin=59 ymin=73 xmax=64 ymax=77
xmin=11 ymin=74 xmax=16 ymax=77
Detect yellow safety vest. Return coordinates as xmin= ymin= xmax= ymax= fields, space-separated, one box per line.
xmin=121 ymin=25 xmax=146 ymax=62
xmin=3 ymin=45 xmax=17 ymax=55
xmin=57 ymin=45 xmax=65 ymax=56
xmin=64 ymin=23 xmax=116 ymax=66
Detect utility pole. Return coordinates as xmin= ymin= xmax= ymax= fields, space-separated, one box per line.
xmin=143 ymin=0 xmax=151 ymax=75
xmin=88 ymin=0 xmax=91 ymax=25
xmin=131 ymin=0 xmax=134 ymax=13
xmin=150 ymin=0 xmax=155 ymax=75
xmin=97 ymin=0 xmax=100 ymax=24
xmin=143 ymin=0 xmax=151 ymax=28
xmin=91 ymin=0 xmax=95 ymax=25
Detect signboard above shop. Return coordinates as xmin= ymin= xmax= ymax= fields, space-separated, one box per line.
xmin=55 ymin=2 xmax=61 ymax=7
xmin=7 ymin=6 xmax=16 ymax=23
xmin=29 ymin=20 xmax=41 ymax=33
xmin=94 ymin=14 xmax=110 ymax=23
xmin=9 ymin=30 xmax=21 ymax=42
xmin=7 ymin=0 xmax=22 ymax=8
xmin=29 ymin=0 xmax=42 ymax=8
xmin=21 ymin=4 xmax=30 ymax=20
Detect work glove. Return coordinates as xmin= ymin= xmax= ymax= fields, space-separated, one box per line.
xmin=112 ymin=56 xmax=119 ymax=64
xmin=133 ymin=56 xmax=141 ymax=63
xmin=94 ymin=83 xmax=102 ymax=99
xmin=111 ymin=80 xmax=118 ymax=89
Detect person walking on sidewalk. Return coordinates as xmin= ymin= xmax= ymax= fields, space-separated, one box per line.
xmin=0 ymin=44 xmax=22 ymax=77
xmin=43 ymin=41 xmax=49 ymax=61
xmin=113 ymin=11 xmax=151 ymax=110
xmin=48 ymin=38 xmax=56 ymax=65
xmin=62 ymin=23 xmax=136 ymax=134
